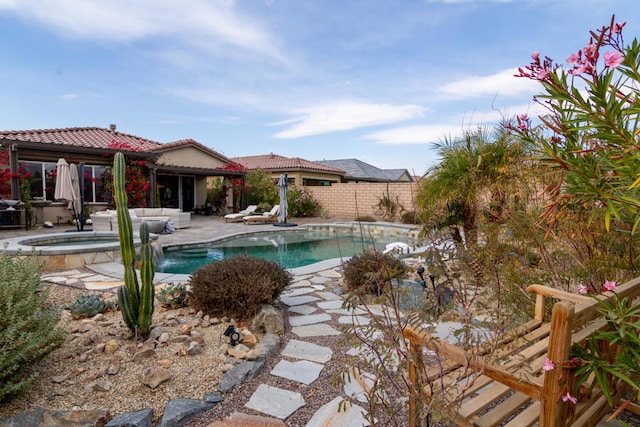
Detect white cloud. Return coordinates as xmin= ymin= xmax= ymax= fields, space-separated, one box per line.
xmin=363 ymin=124 xmax=465 ymax=145
xmin=440 ymin=68 xmax=539 ymax=99
xmin=0 ymin=0 xmax=286 ymax=62
xmin=61 ymin=93 xmax=77 ymax=100
xmin=273 ymin=102 xmax=427 ymax=139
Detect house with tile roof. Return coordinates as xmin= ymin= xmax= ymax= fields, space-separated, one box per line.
xmin=0 ymin=125 xmax=243 ymax=225
xmin=315 ymin=158 xmax=413 ymax=183
xmin=231 ymin=153 xmax=346 ymax=187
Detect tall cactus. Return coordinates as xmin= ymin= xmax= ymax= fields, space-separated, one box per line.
xmin=113 ymin=152 xmax=154 ymax=338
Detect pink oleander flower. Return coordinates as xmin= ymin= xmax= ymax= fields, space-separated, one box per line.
xmin=531 ymin=51 xmax=540 ymax=61
xmin=578 ymin=284 xmax=588 ymax=295
xmin=542 ymin=358 xmax=555 ymax=371
xmin=569 ymin=63 xmax=587 ymax=76
xmin=583 ymin=43 xmax=596 ymax=58
xmin=604 ymin=51 xmax=624 ymax=68
xmin=537 ymin=69 xmax=549 ymax=80
xmin=566 ymin=52 xmax=579 ymax=65
xmin=603 ymin=280 xmax=617 ymax=292
xmin=612 ymin=22 xmax=625 ymax=34
xmin=561 ymin=392 xmax=578 ymax=404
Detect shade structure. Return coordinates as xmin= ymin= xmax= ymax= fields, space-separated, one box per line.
xmin=277 ymin=173 xmax=288 ymax=224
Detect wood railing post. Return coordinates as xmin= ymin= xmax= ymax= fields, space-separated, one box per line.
xmin=408 ymin=340 xmax=420 ymax=427
xmin=541 ymin=301 xmax=574 ymax=427
xmin=534 ymin=293 xmax=545 ymax=321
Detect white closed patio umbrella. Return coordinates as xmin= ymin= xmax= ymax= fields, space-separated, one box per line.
xmin=277 ymin=173 xmax=288 ymax=224
xmin=54 ymin=158 xmax=82 ymax=231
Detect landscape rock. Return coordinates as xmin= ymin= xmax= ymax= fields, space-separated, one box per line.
xmin=227 ymin=343 xmax=250 ymax=359
xmin=239 ymin=328 xmax=258 ymax=348
xmin=251 ymin=304 xmax=284 ymax=335
xmin=140 ymin=367 xmax=172 ymax=389
xmin=245 ymin=334 xmax=281 ymax=362
xmin=186 ymin=341 xmax=202 ymax=355
xmin=104 ymin=340 xmax=120 ymax=355
xmin=157 ymin=398 xmax=213 ymax=427
xmin=1 ymin=409 xmax=113 ymax=427
xmin=203 ymin=391 xmax=224 ymax=404
xmin=105 ymin=408 xmax=153 ymax=427
xmin=217 ymin=361 xmax=265 ymax=393
xmin=132 ymin=345 xmax=155 ymax=361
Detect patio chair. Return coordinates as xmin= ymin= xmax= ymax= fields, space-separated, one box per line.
xmin=224 ymin=205 xmax=258 ymax=223
xmin=243 ymin=205 xmax=280 ymax=224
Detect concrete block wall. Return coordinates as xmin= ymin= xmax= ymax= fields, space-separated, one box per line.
xmin=307 ymin=182 xmax=418 ymax=220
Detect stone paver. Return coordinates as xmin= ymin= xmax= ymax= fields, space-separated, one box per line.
xmin=305 ymin=397 xmax=369 ymax=427
xmin=316 ymin=300 xmax=344 ymax=310
xmin=279 ymin=295 xmax=321 ymax=306
xmin=281 ymin=287 xmax=316 ymax=297
xmin=292 ymin=323 xmax=342 ymax=338
xmin=288 ymin=313 xmax=332 ymax=327
xmin=281 ymin=339 xmax=333 ymax=363
xmin=316 ymin=291 xmax=343 ymax=301
xmin=244 ymin=384 xmax=305 ymax=420
xmin=310 ymin=276 xmax=332 ymax=284
xmin=338 ymin=315 xmax=371 ymax=326
xmin=270 ymin=359 xmax=324 ymax=385
xmin=318 ymin=269 xmax=342 ymax=278
xmin=287 ymin=304 xmax=317 ymax=315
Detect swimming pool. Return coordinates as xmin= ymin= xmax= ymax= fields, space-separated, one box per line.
xmin=157 ymin=229 xmax=416 ymax=274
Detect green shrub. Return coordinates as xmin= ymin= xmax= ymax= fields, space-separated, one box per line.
xmin=0 ymin=255 xmax=66 ymax=403
xmin=246 ymin=169 xmax=279 ymax=206
xmin=257 ymin=202 xmax=273 ymax=214
xmin=287 ymin=185 xmax=319 ymax=217
xmin=68 ymin=294 xmax=115 ymax=319
xmin=342 ymin=250 xmax=408 ymax=295
xmin=188 ymin=255 xmax=292 ymax=321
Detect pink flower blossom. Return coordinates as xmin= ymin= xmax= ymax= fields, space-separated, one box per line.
xmin=537 ymin=69 xmax=549 ymax=80
xmin=569 ymin=64 xmax=587 ymax=76
xmin=561 ymin=392 xmax=578 ymax=404
xmin=604 ymin=51 xmax=624 ymax=68
xmin=542 ymin=358 xmax=555 ymax=371
xmin=603 ymin=280 xmax=617 ymax=292
xmin=566 ymin=52 xmax=579 ymax=65
xmin=578 ymin=284 xmax=588 ymax=295
xmin=583 ymin=43 xmax=596 ymax=58
xmin=612 ymin=22 xmax=625 ymax=34
xmin=531 ymin=51 xmax=540 ymax=61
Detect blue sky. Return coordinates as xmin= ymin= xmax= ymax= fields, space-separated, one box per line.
xmin=0 ymin=0 xmax=637 ymax=176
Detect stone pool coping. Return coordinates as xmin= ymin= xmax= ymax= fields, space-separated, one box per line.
xmin=0 ymin=231 xmax=157 ymax=272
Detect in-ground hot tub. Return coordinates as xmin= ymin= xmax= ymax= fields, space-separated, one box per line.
xmin=1 ymin=231 xmax=156 ymax=271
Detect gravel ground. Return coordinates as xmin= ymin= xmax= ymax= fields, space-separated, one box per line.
xmin=0 ymin=283 xmax=229 ymax=425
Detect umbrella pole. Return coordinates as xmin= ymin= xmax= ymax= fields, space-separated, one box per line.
xmin=78 ymin=163 xmax=85 ymax=231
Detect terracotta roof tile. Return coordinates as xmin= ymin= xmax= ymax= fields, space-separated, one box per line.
xmin=232 ymin=153 xmax=346 ymax=175
xmin=0 ymin=126 xmax=162 ymax=152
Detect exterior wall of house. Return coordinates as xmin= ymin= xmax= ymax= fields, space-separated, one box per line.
xmin=266 ymin=171 xmax=342 ymax=187
xmin=306 ymin=182 xmax=418 ymax=220
xmin=156 ymin=147 xmax=227 ymax=169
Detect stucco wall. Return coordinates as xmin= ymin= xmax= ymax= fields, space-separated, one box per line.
xmin=157 ymin=147 xmax=227 ymax=169
xmin=306 ymin=182 xmax=418 ymax=220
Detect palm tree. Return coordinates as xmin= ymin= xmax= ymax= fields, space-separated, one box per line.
xmin=417 ymin=123 xmax=526 ymax=285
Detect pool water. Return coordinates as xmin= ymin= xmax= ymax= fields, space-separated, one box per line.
xmin=157 ymin=230 xmax=413 ymax=274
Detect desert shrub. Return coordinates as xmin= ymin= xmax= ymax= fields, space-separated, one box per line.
xmin=0 ymin=254 xmax=67 ymax=403
xmin=188 ymin=255 xmax=292 ymax=320
xmin=287 ymin=185 xmax=319 ymax=217
xmin=342 ymin=249 xmax=408 ymax=295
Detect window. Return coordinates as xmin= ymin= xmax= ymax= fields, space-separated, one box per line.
xmin=20 ymin=161 xmax=56 ymax=200
xmin=21 ymin=161 xmax=109 ymax=203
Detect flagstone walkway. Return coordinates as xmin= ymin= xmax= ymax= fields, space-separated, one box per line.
xmin=41 ymin=261 xmax=377 ymax=426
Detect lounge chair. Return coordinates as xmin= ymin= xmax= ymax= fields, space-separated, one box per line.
xmin=224 ymin=205 xmax=258 ymax=223
xmin=243 ymin=205 xmax=280 ymax=224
